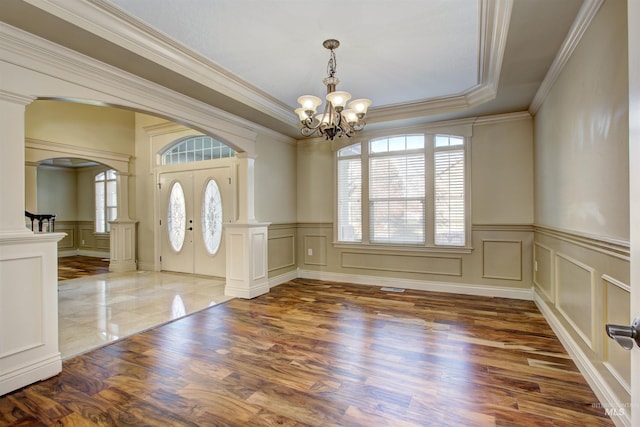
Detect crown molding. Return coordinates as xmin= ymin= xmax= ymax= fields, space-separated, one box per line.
xmin=20 ymin=0 xmax=512 ymax=127
xmin=22 ymin=0 xmax=295 ymax=127
xmin=368 ymin=0 xmax=512 ymax=123
xmin=0 ymin=89 xmax=36 ymax=105
xmin=25 ymin=137 xmax=132 ymax=172
xmin=528 ymin=0 xmax=604 ymax=115
xmin=473 ymin=111 xmax=531 ymax=126
xmin=0 ymin=21 xmax=278 ymax=153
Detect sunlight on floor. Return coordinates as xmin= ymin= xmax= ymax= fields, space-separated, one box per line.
xmin=58 ymin=271 xmax=232 ymax=359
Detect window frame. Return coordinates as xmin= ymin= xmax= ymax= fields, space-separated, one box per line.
xmin=95 ymin=169 xmax=118 ymax=234
xmin=161 ymin=135 xmax=235 ymax=165
xmin=333 ymin=124 xmax=472 ymax=253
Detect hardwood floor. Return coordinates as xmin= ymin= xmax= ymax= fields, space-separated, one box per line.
xmin=58 ymin=256 xmax=110 ymax=281
xmin=0 ymin=279 xmax=614 ymax=426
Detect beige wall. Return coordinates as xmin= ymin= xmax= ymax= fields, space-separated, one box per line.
xmin=255 ymin=133 xmax=297 ymax=224
xmin=26 ymin=100 xmax=135 ymax=156
xmin=132 ymin=112 xmax=165 ymax=270
xmin=35 ymin=164 xmax=110 ymax=255
xmin=76 ymin=166 xmax=102 ymax=221
xmin=296 ymin=140 xmax=334 ymax=222
xmin=534 ymin=0 xmax=628 ymax=241
xmin=36 ymin=167 xmax=76 ymax=221
xmin=533 ymin=0 xmax=630 ymax=407
xmin=472 ymin=116 xmax=533 ymax=224
xmin=292 ymin=117 xmax=535 ymax=294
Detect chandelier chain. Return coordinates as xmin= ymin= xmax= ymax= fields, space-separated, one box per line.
xmin=327 ymin=49 xmax=337 ymax=78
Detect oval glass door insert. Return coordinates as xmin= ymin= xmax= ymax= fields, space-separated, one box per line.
xmin=167 ymin=182 xmax=186 ymax=252
xmin=202 ymin=179 xmax=223 ymax=255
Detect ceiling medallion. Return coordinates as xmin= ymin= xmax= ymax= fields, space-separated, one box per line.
xmin=295 ymin=39 xmax=372 ymax=140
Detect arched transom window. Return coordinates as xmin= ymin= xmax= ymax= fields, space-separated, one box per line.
xmin=162 ymin=135 xmax=235 ymax=165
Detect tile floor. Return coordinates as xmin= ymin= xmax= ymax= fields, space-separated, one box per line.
xmin=58 ymin=270 xmax=232 ymax=358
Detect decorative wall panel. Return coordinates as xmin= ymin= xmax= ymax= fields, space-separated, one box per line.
xmin=251 ymin=231 xmax=266 ymax=280
xmin=482 ymin=240 xmax=522 ymax=280
xmin=304 ymin=235 xmax=327 ymax=266
xmin=56 ymin=225 xmax=74 ymax=250
xmin=602 ymin=274 xmax=631 ymax=392
xmin=555 ymin=253 xmax=595 ymax=349
xmin=533 ymin=242 xmax=553 ymax=301
xmin=341 ymin=252 xmax=462 ymax=276
xmin=268 ymin=234 xmax=295 ymax=272
xmin=0 ymin=256 xmax=43 ymax=358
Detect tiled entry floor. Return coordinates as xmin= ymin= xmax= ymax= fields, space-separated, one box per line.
xmin=58 ymin=271 xmax=232 ymax=358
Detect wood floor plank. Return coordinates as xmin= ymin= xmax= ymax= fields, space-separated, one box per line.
xmin=0 ymin=279 xmax=615 ymax=426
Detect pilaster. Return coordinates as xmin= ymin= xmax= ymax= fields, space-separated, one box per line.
xmin=109 ymin=172 xmax=137 ymax=272
xmin=224 ymin=152 xmax=270 ymax=298
xmin=224 ymin=222 xmax=270 ymax=299
xmin=0 ymin=91 xmax=35 ymax=237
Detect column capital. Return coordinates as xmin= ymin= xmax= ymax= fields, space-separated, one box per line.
xmin=0 ymin=90 xmax=35 ymax=106
xmin=236 ymin=152 xmax=258 ymax=160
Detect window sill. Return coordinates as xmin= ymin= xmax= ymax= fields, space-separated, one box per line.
xmin=332 ymin=242 xmax=473 ymax=254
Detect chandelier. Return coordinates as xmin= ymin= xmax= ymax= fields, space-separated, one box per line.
xmin=295 ymin=39 xmax=372 ymax=140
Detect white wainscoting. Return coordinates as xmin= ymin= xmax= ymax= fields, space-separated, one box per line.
xmin=533 ymin=225 xmax=630 ymax=427
xmin=0 ymin=233 xmax=64 ymax=396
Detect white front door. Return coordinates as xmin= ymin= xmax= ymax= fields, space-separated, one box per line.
xmin=160 ymin=167 xmax=232 ymax=277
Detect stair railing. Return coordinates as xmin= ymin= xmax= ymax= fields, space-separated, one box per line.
xmin=25 ymin=211 xmax=56 ymax=232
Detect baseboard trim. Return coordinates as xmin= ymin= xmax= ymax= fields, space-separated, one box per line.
xmin=534 ymin=291 xmax=630 ymax=427
xmin=269 ymin=269 xmax=298 ymax=289
xmin=296 ymin=269 xmax=533 ymax=300
xmin=0 ymin=353 xmax=61 ymax=396
xmin=58 ymin=249 xmax=110 ymax=259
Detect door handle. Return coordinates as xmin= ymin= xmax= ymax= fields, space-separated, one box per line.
xmin=605 ymin=317 xmax=640 ymax=350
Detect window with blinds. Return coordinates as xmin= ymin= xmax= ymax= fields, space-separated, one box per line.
xmin=337 ymin=145 xmax=362 ymax=242
xmin=95 ymin=169 xmax=117 ymax=233
xmin=434 ymin=135 xmax=465 ymax=246
xmin=336 ymin=133 xmax=468 ymax=248
xmin=369 ymin=136 xmax=425 ymax=244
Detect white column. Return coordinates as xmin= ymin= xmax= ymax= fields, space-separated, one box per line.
xmin=109 ymin=172 xmax=137 ymax=272
xmin=0 ymin=91 xmax=35 ymax=237
xmin=236 ymin=152 xmax=257 ymax=223
xmin=225 ymin=153 xmax=270 ymax=298
xmin=0 ymin=91 xmax=64 ymax=395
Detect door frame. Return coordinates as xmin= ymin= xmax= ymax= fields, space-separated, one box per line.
xmin=153 ymin=156 xmax=238 ymax=274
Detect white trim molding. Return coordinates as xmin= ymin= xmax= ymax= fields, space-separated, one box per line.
xmin=529 ymin=0 xmax=605 ymax=115
xmin=368 ymin=0 xmax=513 ymax=123
xmin=295 ymin=269 xmax=533 ymax=300
xmin=534 ymin=290 xmax=631 ymax=427
xmin=534 ymin=224 xmax=630 ymax=261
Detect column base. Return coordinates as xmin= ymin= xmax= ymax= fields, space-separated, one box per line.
xmin=224 ymin=222 xmax=270 ymax=299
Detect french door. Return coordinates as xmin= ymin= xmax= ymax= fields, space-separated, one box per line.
xmin=159 ymin=167 xmax=232 ymax=277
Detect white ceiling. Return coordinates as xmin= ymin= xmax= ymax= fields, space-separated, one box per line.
xmin=0 ymin=0 xmax=587 ymax=136
xmin=108 ymin=0 xmax=480 ymax=109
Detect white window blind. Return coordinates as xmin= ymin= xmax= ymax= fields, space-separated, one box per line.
xmin=369 ymin=153 xmax=425 ymax=244
xmin=336 ymin=133 xmax=467 ymax=248
xmin=337 ymin=150 xmax=362 ymax=242
xmin=434 ymin=135 xmax=465 ymax=246
xmin=95 ymin=170 xmax=117 ymax=233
